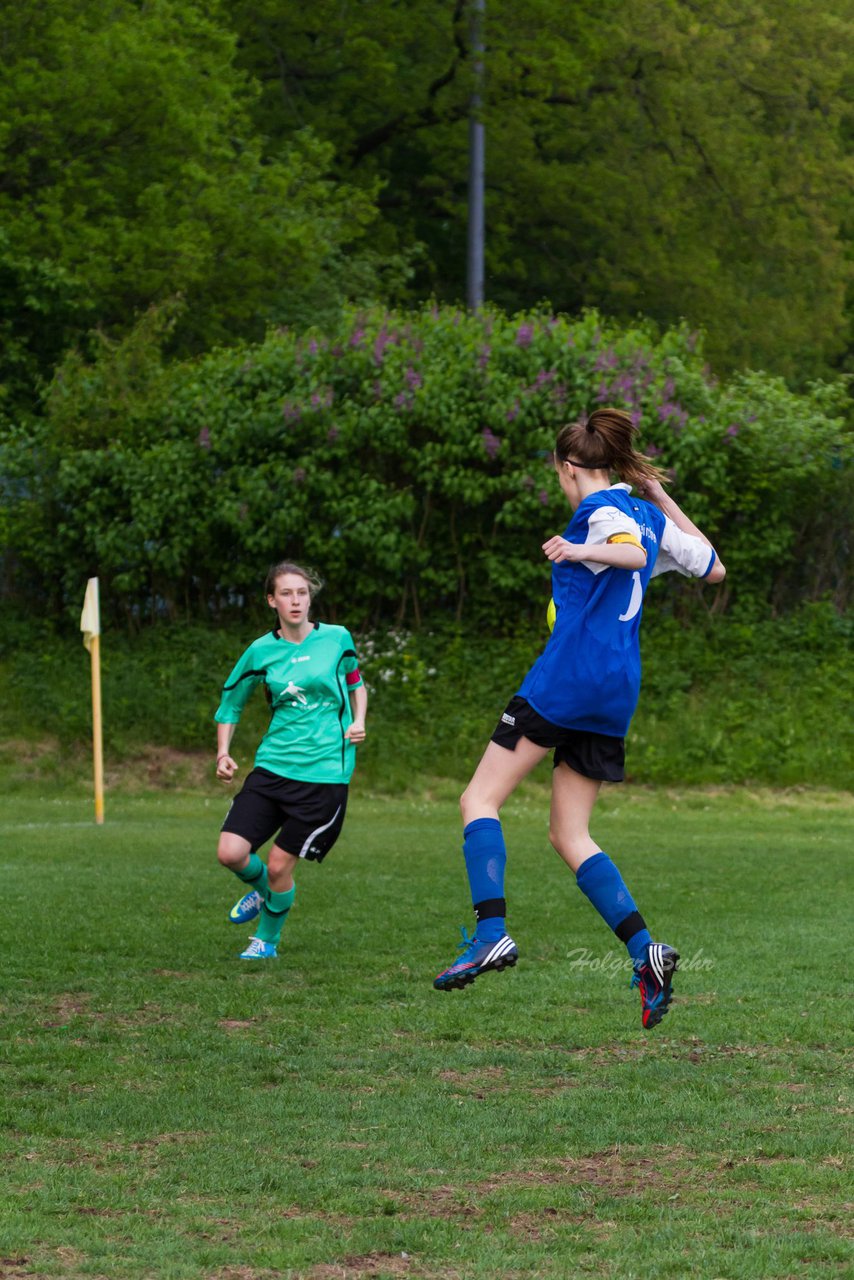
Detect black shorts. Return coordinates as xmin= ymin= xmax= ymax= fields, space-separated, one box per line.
xmin=490 ymin=695 xmax=625 ymax=783
xmin=221 ymin=768 xmax=348 ymax=862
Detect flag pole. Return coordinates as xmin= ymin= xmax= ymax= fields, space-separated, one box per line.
xmin=80 ymin=577 xmax=104 ymax=824
xmin=90 ymin=629 xmax=104 ymax=824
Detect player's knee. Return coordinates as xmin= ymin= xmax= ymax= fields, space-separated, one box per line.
xmin=268 ymin=846 xmax=296 ymax=880
xmin=460 ymin=784 xmax=485 ymax=821
xmin=217 ymin=836 xmax=246 ymax=870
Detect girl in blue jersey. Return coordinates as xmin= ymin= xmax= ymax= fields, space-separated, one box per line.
xmin=433 ymin=407 xmax=726 ymax=1028
xmin=215 ymin=561 xmax=367 ymax=960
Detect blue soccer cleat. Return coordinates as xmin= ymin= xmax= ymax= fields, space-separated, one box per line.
xmin=229 ymin=890 xmax=262 ymax=925
xmin=433 ymin=927 xmax=518 ymax=991
xmin=240 ymin=936 xmax=277 ymax=960
xmin=631 ymin=942 xmax=680 ymax=1029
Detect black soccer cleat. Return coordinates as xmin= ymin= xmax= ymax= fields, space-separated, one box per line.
xmin=631 ymin=943 xmax=680 ymax=1029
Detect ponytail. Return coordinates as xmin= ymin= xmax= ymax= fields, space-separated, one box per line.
xmin=554 ymin=408 xmax=667 ymax=488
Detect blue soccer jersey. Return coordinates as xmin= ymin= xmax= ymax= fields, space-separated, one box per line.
xmin=518 ymin=485 xmax=716 ymax=737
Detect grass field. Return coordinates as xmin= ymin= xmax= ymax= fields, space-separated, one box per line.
xmin=1 ymin=775 xmax=852 ymax=1280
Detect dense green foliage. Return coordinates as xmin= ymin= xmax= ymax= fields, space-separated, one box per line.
xmin=0 ymin=0 xmax=403 ymax=412
xmin=2 ymin=304 xmax=850 ymax=627
xmin=232 ymin=0 xmax=854 ymax=378
xmin=2 ymin=785 xmax=851 ymax=1276
xmin=1 ymin=0 xmax=852 ymax=400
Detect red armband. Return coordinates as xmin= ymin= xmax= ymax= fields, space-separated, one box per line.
xmin=345 ymin=668 xmax=362 ymax=687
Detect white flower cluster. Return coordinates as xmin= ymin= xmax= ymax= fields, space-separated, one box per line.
xmin=355 ymin=629 xmax=437 ymax=692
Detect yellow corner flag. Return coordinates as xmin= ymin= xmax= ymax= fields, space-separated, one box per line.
xmin=80 ymin=578 xmax=104 ymax=824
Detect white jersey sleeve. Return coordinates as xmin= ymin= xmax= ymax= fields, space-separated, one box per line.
xmin=582 ymin=505 xmax=643 ymax=575
xmin=651 ymin=515 xmax=717 ymax=579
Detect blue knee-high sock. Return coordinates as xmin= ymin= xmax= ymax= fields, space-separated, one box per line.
xmin=463 ymin=818 xmax=507 ymax=943
xmin=575 ymin=851 xmax=652 ymax=962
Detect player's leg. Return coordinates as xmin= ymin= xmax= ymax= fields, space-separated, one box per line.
xmin=433 ymin=735 xmax=549 ymax=991
xmin=550 ymin=759 xmax=678 ymax=1029
xmin=245 ymin=844 xmax=298 ymax=957
xmin=218 ymin=772 xmax=279 ymax=929
xmin=243 ymin=782 xmax=349 ymax=959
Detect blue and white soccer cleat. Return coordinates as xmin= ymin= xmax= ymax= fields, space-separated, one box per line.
xmin=229 ymin=890 xmax=262 ymax=925
xmin=239 ymin=936 xmax=277 ymax=960
xmin=631 ymin=942 xmax=680 ymax=1029
xmin=433 ymin=927 xmax=518 ymax=991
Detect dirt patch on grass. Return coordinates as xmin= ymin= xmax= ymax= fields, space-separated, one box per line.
xmin=509 ymin=1207 xmax=616 ymax=1242
xmin=390 ymin=1146 xmax=693 ymax=1220
xmin=301 ymin=1255 xmax=412 ymax=1280
xmin=218 ymin=1019 xmax=258 ymax=1031
xmin=113 ymin=747 xmax=212 ymax=791
xmin=41 ymin=992 xmax=99 ymax=1026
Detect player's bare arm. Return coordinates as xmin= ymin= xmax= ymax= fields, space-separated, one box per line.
xmin=542 ymin=535 xmax=647 ymax=570
xmin=216 ymin=722 xmax=238 ymax=782
xmin=345 ymin=683 xmax=368 ymax=743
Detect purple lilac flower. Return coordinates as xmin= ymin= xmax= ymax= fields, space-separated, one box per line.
xmin=373 ymin=330 xmax=392 ymax=365
xmin=331 ymin=345 xmax=343 ymax=358
xmin=595 ymin=380 xmax=612 ymax=404
xmin=516 ymin=323 xmax=534 ymax=348
xmin=611 ymin=372 xmax=635 ymax=398
xmin=538 ymin=489 xmax=550 ymax=506
xmin=482 ymin=427 xmax=501 ymax=460
xmin=282 ymin=401 xmax=301 ymax=423
xmin=478 ymin=345 xmax=491 ymax=370
xmin=663 ymin=377 xmax=676 ymax=399
xmin=307 ymin=339 xmax=319 ymax=355
xmin=726 ymin=424 xmax=740 ymax=438
xmin=533 ymin=369 xmax=557 ymax=389
xmin=657 ymin=402 xmax=688 ymax=432
xmin=393 ymin=391 xmax=411 ymax=410
xmin=405 ymin=366 xmax=422 ymax=391
xmin=506 ymin=402 xmax=520 ymax=422
xmin=594 ymin=348 xmax=619 ymax=372
xmin=646 ymin=443 xmax=663 ymax=457
xmin=197 ymin=426 xmax=210 ymax=449
xmin=349 ymin=328 xmax=366 ymax=348
xmin=630 ymin=410 xmax=643 ymax=429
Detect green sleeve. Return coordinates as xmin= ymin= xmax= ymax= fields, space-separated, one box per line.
xmin=214 ymin=642 xmax=265 ymax=724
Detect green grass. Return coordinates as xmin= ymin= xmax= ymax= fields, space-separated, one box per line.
xmin=1 ymin=778 xmax=852 ymax=1279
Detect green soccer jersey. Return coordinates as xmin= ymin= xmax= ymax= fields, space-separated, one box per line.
xmin=215 ymin=623 xmax=363 ymax=784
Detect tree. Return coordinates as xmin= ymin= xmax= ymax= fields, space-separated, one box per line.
xmin=0 ymin=0 xmax=398 ymax=389
xmin=229 ymin=0 xmax=854 ymax=378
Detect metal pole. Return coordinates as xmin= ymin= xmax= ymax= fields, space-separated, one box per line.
xmin=467 ymin=0 xmax=485 ymax=310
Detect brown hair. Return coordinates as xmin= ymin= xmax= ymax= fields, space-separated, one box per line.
xmin=554 ymin=407 xmax=667 ymax=489
xmin=264 ymin=561 xmax=324 ymax=599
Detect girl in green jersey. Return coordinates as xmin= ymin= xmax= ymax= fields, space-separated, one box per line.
xmin=214 ymin=562 xmax=367 ymax=959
